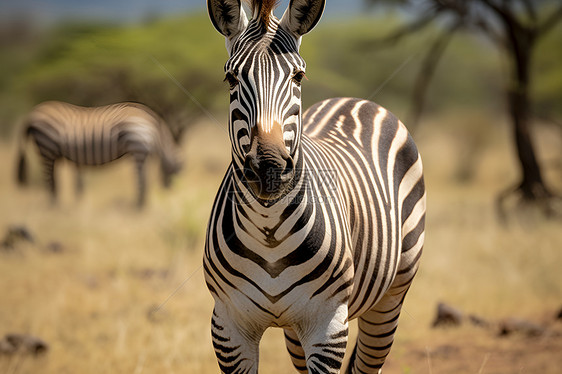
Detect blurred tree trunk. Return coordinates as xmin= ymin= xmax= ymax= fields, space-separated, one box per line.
xmin=495 ymin=3 xmax=558 ymax=218
xmin=506 ymin=32 xmax=551 ymax=201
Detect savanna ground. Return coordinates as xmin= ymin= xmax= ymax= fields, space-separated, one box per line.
xmin=1 ymin=113 xmax=561 ymax=373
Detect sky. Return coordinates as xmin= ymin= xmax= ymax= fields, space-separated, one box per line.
xmin=1 ymin=0 xmax=368 ymax=25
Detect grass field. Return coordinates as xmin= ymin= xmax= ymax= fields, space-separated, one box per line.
xmin=1 ymin=114 xmax=561 ymax=373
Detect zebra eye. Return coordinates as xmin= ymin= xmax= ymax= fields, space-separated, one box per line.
xmin=224 ymin=72 xmax=239 ymax=90
xmin=292 ymin=71 xmax=307 ymax=86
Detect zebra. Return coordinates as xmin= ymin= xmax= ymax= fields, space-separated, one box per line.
xmin=16 ymin=101 xmax=182 ymax=208
xmin=204 ymin=0 xmax=425 ymax=373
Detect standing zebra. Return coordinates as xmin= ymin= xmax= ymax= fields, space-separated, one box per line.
xmin=204 ymin=0 xmax=425 ymax=373
xmin=17 ymin=101 xmax=182 ymax=208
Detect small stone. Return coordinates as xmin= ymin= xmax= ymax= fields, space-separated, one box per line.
xmin=0 ymin=338 xmax=16 ymax=354
xmin=556 ymin=306 xmax=562 ymax=321
xmin=498 ymin=318 xmax=546 ymax=337
xmin=1 ymin=225 xmax=34 ymax=251
xmin=5 ymin=333 xmax=49 ymax=355
xmin=468 ymin=314 xmax=492 ymax=328
xmin=45 ymin=241 xmax=65 ymax=253
xmin=432 ymin=302 xmax=464 ymax=328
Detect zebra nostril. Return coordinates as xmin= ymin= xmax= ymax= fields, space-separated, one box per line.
xmin=244 ymin=155 xmax=258 ymax=180
xmin=281 ymin=156 xmax=294 ymax=182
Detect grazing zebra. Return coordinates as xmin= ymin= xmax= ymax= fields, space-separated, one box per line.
xmin=17 ymin=101 xmax=182 ymax=207
xmin=204 ymin=0 xmax=425 ymax=373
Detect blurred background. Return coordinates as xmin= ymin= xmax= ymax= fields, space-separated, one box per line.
xmin=0 ymin=0 xmax=561 ymax=373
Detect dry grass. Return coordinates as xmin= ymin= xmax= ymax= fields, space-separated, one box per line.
xmin=1 ymin=115 xmax=561 ymax=373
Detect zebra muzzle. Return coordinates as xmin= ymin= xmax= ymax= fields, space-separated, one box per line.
xmin=243 ymin=152 xmax=294 ymax=201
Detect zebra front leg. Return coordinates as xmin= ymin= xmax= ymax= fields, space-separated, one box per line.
xmin=297 ymin=303 xmax=349 ymax=374
xmin=75 ymin=165 xmax=84 ymax=198
xmin=42 ymin=157 xmax=57 ymax=205
xmin=134 ymin=156 xmax=147 ymax=209
xmin=284 ymin=328 xmax=307 ymax=374
xmin=211 ymin=303 xmax=262 ymax=374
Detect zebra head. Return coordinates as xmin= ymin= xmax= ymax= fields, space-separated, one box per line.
xmin=160 ymin=154 xmax=182 ymax=189
xmin=208 ymin=0 xmax=325 ymax=201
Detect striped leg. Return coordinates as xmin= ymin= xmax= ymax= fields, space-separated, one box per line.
xmin=348 ymin=258 xmax=420 ymax=374
xmin=133 ymin=155 xmax=147 ymax=208
xmin=41 ymin=157 xmax=57 ymax=204
xmin=75 ymin=165 xmax=84 ymax=198
xmin=348 ymin=206 xmax=424 ymax=373
xmin=284 ymin=328 xmax=307 ymax=373
xmin=298 ymin=305 xmax=349 ymax=374
xmin=347 ymin=291 xmax=407 ymax=374
xmin=211 ymin=304 xmax=261 ymax=374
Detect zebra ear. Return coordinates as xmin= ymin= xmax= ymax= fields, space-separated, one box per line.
xmin=280 ymin=0 xmax=326 ymax=38
xmin=207 ymin=0 xmax=248 ymax=49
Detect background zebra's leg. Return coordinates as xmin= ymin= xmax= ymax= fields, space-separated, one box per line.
xmin=134 ymin=155 xmax=147 ymax=208
xmin=283 ymin=328 xmax=307 ymax=374
xmin=75 ymin=166 xmax=84 ymax=198
xmin=210 ymin=304 xmax=261 ymax=374
xmin=42 ymin=157 xmax=57 ymax=204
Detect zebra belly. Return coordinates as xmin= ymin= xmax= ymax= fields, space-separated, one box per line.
xmin=205 ymin=238 xmax=354 ymax=326
xmin=214 ymin=276 xmax=346 ymax=328
xmin=60 ymin=136 xmax=123 ymax=166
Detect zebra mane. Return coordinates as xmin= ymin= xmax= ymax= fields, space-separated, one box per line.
xmin=244 ymin=0 xmax=280 ymax=24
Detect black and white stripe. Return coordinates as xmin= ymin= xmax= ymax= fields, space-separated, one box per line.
xmin=205 ymin=1 xmax=425 ymax=373
xmin=17 ymin=101 xmax=181 ymax=207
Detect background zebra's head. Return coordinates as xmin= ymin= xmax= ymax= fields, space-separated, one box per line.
xmin=208 ymin=0 xmax=325 ymax=201
xmin=160 ymin=153 xmax=183 ymax=189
